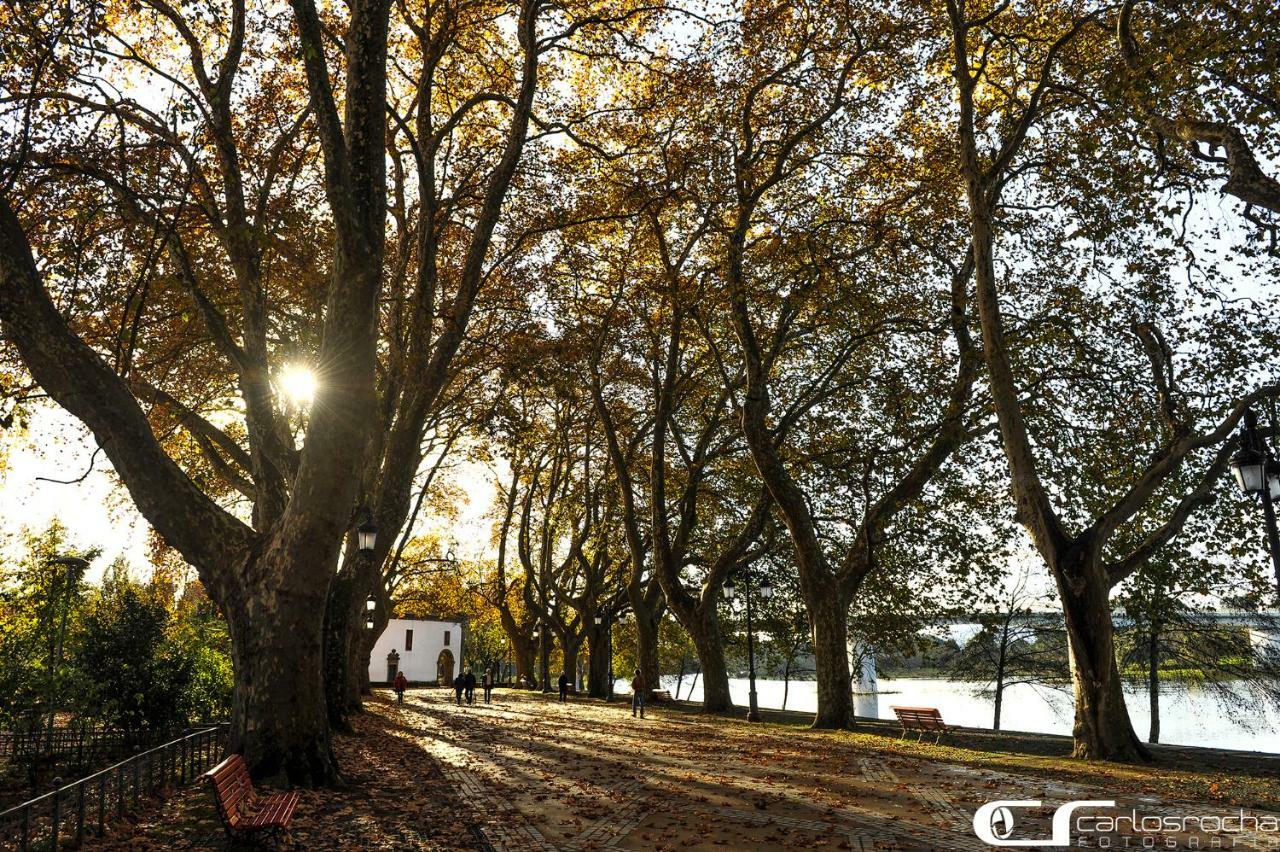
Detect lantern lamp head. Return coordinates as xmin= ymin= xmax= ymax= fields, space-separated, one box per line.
xmin=1231 ymin=442 xmax=1267 ymax=495
xmin=357 ymin=507 xmax=378 ymax=556
xmin=758 ymin=577 xmax=773 ymax=600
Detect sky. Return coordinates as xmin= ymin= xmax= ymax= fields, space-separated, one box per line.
xmin=0 ymin=404 xmax=497 ymax=585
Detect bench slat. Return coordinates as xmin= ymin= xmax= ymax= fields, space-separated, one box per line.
xmin=202 ymin=754 xmax=297 ymax=837
xmin=889 ymin=706 xmax=954 ymax=742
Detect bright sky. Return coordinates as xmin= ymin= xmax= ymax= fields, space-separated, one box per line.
xmin=0 ymin=404 xmax=496 ymax=585
xmin=0 ymin=406 xmax=150 ymax=583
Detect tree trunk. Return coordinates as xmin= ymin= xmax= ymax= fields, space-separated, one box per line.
xmin=809 ymin=586 xmax=854 ymax=729
xmin=629 ymin=587 xmax=663 ymax=695
xmin=561 ymin=632 xmax=582 ymax=686
xmin=539 ymin=630 xmax=552 ymax=692
xmin=685 ymin=612 xmax=733 ymax=713
xmin=322 ymin=571 xmax=356 ymax=732
xmin=1057 ymin=552 xmax=1148 ymax=761
xmin=782 ymin=657 xmax=791 ymax=711
xmin=586 ymin=621 xmax=610 ymax=698
xmin=514 ymin=639 xmax=535 ymax=687
xmin=326 ymin=555 xmax=384 ymax=724
xmin=1147 ymin=626 xmax=1161 ymax=744
xmin=994 ymin=624 xmax=1008 ymax=731
xmin=226 ymin=571 xmax=339 ymax=786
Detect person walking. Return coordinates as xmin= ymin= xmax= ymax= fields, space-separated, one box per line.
xmin=464 ymin=669 xmax=477 ymax=705
xmin=454 ymin=671 xmax=465 ymax=706
xmin=482 ymin=669 xmax=494 ymax=704
xmin=558 ymin=672 xmax=569 ymax=703
xmin=393 ymin=670 xmax=408 ymax=705
xmin=630 ymin=669 xmax=646 ymax=719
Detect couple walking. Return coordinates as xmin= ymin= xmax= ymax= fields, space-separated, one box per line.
xmin=454 ymin=669 xmax=494 ymax=705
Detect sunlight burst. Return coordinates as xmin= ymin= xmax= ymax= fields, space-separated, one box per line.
xmin=278 ymin=363 xmax=317 ymax=407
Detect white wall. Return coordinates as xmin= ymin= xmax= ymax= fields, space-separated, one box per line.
xmin=368 ymin=618 xmax=465 ymax=684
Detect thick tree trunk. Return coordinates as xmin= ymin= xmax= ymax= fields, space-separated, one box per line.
xmin=326 ymin=555 xmax=385 ymax=724
xmin=323 ymin=571 xmax=356 ymax=732
xmin=539 ymin=630 xmax=552 ymax=691
xmin=561 ymin=633 xmax=582 ymax=686
xmin=684 ymin=611 xmax=733 ymax=713
xmin=513 ymin=636 xmax=535 ymax=687
xmin=586 ymin=622 xmax=610 ymax=698
xmin=226 ymin=571 xmax=339 ymax=786
xmin=1056 ymin=550 xmax=1148 ymax=761
xmin=634 ymin=604 xmax=662 ymax=695
xmin=809 ymin=586 xmax=854 ymax=729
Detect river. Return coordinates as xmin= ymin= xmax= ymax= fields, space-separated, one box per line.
xmin=653 ymin=675 xmax=1280 ymax=753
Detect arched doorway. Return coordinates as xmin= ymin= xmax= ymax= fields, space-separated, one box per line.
xmin=437 ymin=649 xmax=455 ymax=685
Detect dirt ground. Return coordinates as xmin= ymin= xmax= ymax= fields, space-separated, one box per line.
xmin=86 ymin=688 xmax=1280 ymax=850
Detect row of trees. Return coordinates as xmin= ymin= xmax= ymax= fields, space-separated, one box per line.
xmin=0 ymin=0 xmax=1276 ymax=781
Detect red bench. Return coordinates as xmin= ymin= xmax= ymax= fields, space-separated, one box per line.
xmin=890 ymin=706 xmax=955 ymax=743
xmin=202 ymin=754 xmax=299 ymax=843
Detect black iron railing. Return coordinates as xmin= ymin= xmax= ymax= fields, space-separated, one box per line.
xmin=0 ymin=723 xmax=227 ymax=851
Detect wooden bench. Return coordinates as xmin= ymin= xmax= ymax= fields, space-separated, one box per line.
xmin=202 ymin=754 xmax=299 ymax=844
xmin=890 ymin=706 xmax=955 ymax=743
xmin=650 ymin=689 xmax=673 ymax=702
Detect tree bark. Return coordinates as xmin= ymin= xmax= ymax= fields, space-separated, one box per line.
xmin=807 ymin=582 xmax=855 ymax=729
xmin=586 ymin=621 xmax=610 ymax=698
xmin=225 ymin=557 xmax=339 ymax=785
xmin=561 ymin=632 xmax=582 ymax=686
xmin=1056 ymin=546 xmax=1147 ymax=761
xmin=632 ymin=591 xmax=663 ymax=696
xmin=683 ymin=610 xmax=733 ymax=712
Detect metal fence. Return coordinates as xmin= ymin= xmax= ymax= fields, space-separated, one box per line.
xmin=0 ymin=723 xmax=219 ymax=767
xmin=0 ymin=723 xmax=227 ymax=851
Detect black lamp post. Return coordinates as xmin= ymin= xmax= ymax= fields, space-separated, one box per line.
xmin=726 ymin=571 xmax=772 ymax=723
xmin=358 ymin=508 xmax=379 ymax=631
xmin=1229 ymin=409 xmax=1280 ymax=597
xmin=531 ymin=626 xmax=541 ymax=690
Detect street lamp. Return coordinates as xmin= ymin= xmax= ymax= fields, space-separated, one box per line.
xmin=1229 ymin=410 xmax=1280 ymax=596
xmin=357 ymin=507 xmax=378 ymax=556
xmin=725 ymin=571 xmax=765 ymax=723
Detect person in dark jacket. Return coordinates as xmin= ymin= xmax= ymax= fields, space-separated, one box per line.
xmin=630 ymin=669 xmax=645 ymax=719
xmin=454 ymin=672 xmax=465 ymax=705
xmin=482 ymin=670 xmax=493 ymax=704
xmin=464 ymin=670 xmax=477 ymax=705
xmin=558 ymin=672 xmax=569 ymax=702
xmin=393 ymin=671 xmax=408 ymax=704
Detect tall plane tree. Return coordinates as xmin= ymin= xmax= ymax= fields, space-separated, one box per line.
xmin=944 ymin=0 xmax=1279 ymax=759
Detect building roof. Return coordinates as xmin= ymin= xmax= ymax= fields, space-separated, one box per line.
xmin=388 ymin=614 xmax=466 ymax=625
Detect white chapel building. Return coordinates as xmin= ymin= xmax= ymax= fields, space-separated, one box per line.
xmin=368 ymin=616 xmax=467 ymax=685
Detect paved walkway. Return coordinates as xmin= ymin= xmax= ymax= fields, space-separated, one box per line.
xmin=392 ymin=690 xmax=1280 ymax=851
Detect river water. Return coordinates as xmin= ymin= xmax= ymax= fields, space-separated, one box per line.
xmin=655 ymin=675 xmax=1280 ymax=753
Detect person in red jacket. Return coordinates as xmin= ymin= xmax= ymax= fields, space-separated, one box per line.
xmin=393 ymin=670 xmax=408 ymax=704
